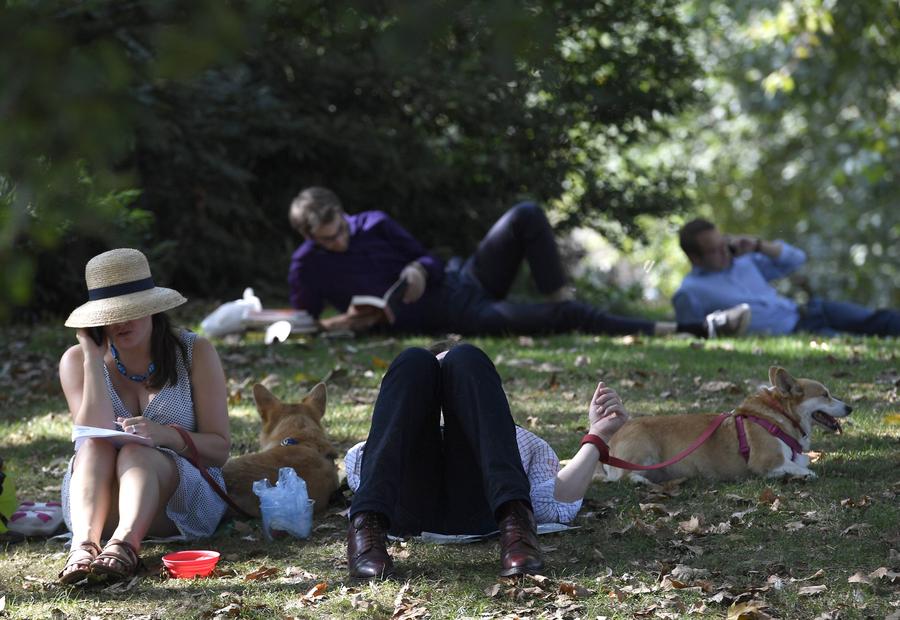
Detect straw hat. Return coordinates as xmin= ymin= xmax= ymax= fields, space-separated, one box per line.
xmin=65 ymin=248 xmax=187 ymax=328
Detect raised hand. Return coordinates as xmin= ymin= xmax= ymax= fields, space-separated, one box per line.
xmin=725 ymin=234 xmax=761 ymax=256
xmin=75 ymin=327 xmax=107 ymax=361
xmin=587 ymin=381 xmax=629 ymax=442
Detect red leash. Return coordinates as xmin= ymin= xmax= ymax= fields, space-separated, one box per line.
xmin=600 ymin=413 xmax=732 ymax=471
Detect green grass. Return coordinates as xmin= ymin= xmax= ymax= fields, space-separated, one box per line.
xmin=1 ymin=313 xmax=898 ymax=619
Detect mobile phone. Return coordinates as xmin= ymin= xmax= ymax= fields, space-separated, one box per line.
xmin=88 ymin=326 xmax=105 ymax=346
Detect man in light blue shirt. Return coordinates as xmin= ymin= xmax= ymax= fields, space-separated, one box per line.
xmin=673 ymin=219 xmax=900 ymax=336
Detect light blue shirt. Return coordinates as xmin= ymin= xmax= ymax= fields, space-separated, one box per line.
xmin=673 ymin=242 xmax=807 ymax=335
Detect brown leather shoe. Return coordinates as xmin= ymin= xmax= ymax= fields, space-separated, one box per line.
xmin=497 ymin=500 xmax=545 ymax=577
xmin=347 ymin=511 xmax=394 ymax=579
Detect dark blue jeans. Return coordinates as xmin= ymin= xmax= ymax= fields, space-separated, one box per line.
xmin=423 ymin=202 xmax=656 ymax=336
xmin=349 ymin=346 xmax=531 ymax=536
xmin=795 ymin=298 xmax=900 ymax=337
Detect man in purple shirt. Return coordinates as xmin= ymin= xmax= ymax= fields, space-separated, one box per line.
xmin=674 ymin=218 xmax=900 ymax=336
xmin=288 ymin=187 xmax=751 ymax=337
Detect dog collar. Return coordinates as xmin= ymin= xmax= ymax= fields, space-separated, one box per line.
xmin=734 ymin=413 xmax=803 ymax=462
xmin=281 ymin=438 xmax=299 ymax=446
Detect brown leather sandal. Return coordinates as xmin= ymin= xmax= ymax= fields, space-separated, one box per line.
xmin=90 ymin=539 xmax=143 ymax=581
xmin=58 ymin=541 xmax=102 ymax=584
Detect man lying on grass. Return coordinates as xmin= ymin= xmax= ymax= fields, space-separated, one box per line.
xmin=343 ymin=343 xmax=628 ymax=578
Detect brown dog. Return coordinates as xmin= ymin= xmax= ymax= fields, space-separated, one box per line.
xmin=222 ymin=383 xmax=339 ymax=517
xmin=604 ymin=367 xmax=851 ymax=484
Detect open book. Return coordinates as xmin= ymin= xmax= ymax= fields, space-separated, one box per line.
xmin=243 ymin=309 xmax=319 ymax=334
xmin=349 ymin=277 xmax=408 ymax=324
xmin=72 ymin=425 xmax=154 ymax=450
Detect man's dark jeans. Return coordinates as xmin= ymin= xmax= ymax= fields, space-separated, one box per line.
xmin=349 ymin=345 xmax=532 ymax=536
xmin=795 ymin=298 xmax=900 ymax=336
xmin=423 ymin=202 xmax=656 ymax=336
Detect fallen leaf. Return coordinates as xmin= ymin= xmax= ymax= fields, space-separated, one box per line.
xmin=848 ymin=571 xmax=872 ymax=585
xmin=670 ymin=565 xmax=711 ymax=581
xmin=484 ymin=584 xmax=502 ymax=598
xmin=705 ymin=521 xmax=732 ymax=534
xmin=303 ymin=582 xmax=328 ymax=602
xmin=103 ymin=575 xmax=142 ymax=593
xmin=758 ymin=489 xmax=778 ymax=505
xmin=678 ymin=516 xmax=702 ymax=533
xmin=700 ymin=380 xmax=740 ymax=393
xmin=244 ymin=566 xmax=280 ymax=581
xmin=349 ymin=592 xmax=373 ymax=611
xmin=527 ymin=573 xmax=551 ymax=586
xmin=840 ymin=523 xmax=870 ymax=536
xmin=726 ymin=600 xmax=772 ymax=620
xmin=371 ymin=356 xmax=389 ymax=369
xmin=798 ymin=584 xmax=827 ymax=596
xmin=708 ymin=590 xmax=735 ymax=605
xmin=785 ymin=521 xmax=805 ymax=531
xmin=791 ymin=569 xmax=824 ymax=582
xmin=559 ymin=581 xmax=592 ymax=598
xmin=869 ymin=567 xmax=900 ymax=584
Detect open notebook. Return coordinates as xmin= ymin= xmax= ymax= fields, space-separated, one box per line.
xmin=71 ymin=425 xmax=153 ymax=450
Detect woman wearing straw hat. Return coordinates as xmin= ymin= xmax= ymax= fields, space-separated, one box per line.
xmin=57 ymin=248 xmax=230 ymax=584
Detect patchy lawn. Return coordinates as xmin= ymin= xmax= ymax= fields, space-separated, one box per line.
xmin=1 ymin=313 xmax=898 ymax=619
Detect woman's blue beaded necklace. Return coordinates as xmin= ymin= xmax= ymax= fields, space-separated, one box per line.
xmin=110 ymin=342 xmax=156 ymax=382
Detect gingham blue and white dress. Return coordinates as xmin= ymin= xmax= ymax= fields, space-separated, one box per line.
xmin=61 ymin=330 xmax=227 ymax=540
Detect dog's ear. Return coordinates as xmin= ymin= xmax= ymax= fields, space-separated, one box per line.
xmin=303 ymin=382 xmax=327 ymax=422
xmin=252 ymin=383 xmax=280 ymax=422
xmin=769 ymin=366 xmax=799 ymax=395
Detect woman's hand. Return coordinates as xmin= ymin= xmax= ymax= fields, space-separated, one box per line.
xmin=75 ymin=327 xmax=107 ymax=361
xmin=117 ymin=416 xmax=181 ymax=450
xmin=587 ymin=381 xmax=629 ymax=442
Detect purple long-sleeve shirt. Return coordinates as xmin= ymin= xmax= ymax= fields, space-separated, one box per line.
xmin=288 ymin=211 xmax=445 ymax=330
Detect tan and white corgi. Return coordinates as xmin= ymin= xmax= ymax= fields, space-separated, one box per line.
xmin=605 ymin=367 xmax=851 ymax=484
xmin=222 ymin=383 xmax=340 ymax=516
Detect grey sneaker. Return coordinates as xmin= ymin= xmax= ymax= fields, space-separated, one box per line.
xmin=705 ymin=303 xmax=751 ymax=338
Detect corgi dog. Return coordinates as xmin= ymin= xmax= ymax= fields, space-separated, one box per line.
xmin=605 ymin=367 xmax=851 ymax=484
xmin=222 ymin=383 xmax=339 ymax=517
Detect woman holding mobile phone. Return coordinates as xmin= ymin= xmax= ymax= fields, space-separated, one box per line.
xmin=57 ymin=249 xmax=230 ymax=584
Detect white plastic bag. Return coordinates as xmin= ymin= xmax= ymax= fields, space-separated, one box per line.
xmin=252 ymin=467 xmax=315 ymax=540
xmin=200 ymin=288 xmax=262 ymax=337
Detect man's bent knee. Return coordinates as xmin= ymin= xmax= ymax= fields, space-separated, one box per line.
xmin=508 ymin=202 xmax=546 ymax=226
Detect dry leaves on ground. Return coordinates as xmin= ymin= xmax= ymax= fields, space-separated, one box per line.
xmin=393 ymin=582 xmax=430 ymax=620
xmin=243 ymin=566 xmax=280 ymax=581
xmin=726 ymin=599 xmax=772 ymax=620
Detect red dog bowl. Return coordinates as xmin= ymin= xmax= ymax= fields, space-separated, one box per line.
xmin=162 ymin=550 xmax=220 ymax=578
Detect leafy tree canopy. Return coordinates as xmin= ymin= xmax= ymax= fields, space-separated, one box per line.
xmin=1 ymin=0 xmax=698 ymax=319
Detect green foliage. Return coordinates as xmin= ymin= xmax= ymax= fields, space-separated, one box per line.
xmin=672 ymin=0 xmax=900 ymax=306
xmin=0 ymin=0 xmax=258 ymax=319
xmin=2 ymin=0 xmax=700 ymax=317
